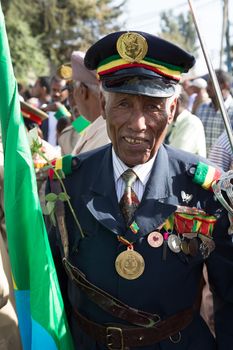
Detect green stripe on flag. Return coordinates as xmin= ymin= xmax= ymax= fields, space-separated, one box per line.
xmin=0 ymin=5 xmax=74 ymax=350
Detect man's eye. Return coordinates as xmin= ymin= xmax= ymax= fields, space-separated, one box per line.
xmin=117 ymin=101 xmax=129 ymax=108
xmin=146 ymin=104 xmax=160 ymax=111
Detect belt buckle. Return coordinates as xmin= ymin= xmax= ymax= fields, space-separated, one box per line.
xmin=106 ymin=326 xmax=124 ymax=350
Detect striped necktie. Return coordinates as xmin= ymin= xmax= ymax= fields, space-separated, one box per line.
xmin=119 ymin=169 xmax=140 ymax=225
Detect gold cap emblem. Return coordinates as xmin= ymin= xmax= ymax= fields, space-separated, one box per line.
xmin=116 ymin=32 xmax=148 ymax=63
xmin=57 ymin=64 xmax=72 ymax=80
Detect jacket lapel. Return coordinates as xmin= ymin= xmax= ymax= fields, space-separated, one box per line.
xmin=82 ymin=145 xmax=178 ymax=241
xmin=124 ymin=146 xmax=177 ymax=242
xmin=82 ymin=146 xmax=125 ymax=235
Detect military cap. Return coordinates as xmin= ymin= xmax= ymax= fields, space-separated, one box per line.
xmin=84 ymin=31 xmax=196 ymax=97
xmin=57 ymin=51 xmax=98 ymax=85
xmin=20 ymin=101 xmax=48 ymax=125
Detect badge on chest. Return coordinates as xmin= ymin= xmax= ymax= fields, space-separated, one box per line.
xmin=114 ymin=205 xmax=217 ymax=280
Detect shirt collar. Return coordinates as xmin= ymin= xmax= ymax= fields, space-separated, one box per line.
xmin=112 ymin=148 xmax=156 ymax=186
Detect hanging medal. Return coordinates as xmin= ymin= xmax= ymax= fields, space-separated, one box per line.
xmin=115 ymin=236 xmax=145 ymax=280
xmin=163 ymin=215 xmax=182 ymax=254
xmin=147 ymin=231 xmax=164 ymax=248
xmin=167 ymin=234 xmax=181 ymax=253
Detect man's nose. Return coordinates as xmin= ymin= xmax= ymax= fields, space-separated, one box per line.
xmin=128 ymin=108 xmax=146 ymax=131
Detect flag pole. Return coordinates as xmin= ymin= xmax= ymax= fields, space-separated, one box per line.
xmin=188 ymin=0 xmax=233 ymax=151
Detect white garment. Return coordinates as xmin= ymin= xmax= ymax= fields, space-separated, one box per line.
xmin=72 ymin=116 xmax=110 ymax=155
xmin=167 ymin=109 xmax=206 ymax=157
xmin=47 ymin=112 xmax=58 ymax=147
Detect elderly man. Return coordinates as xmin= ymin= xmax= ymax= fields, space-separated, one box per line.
xmin=51 ymin=31 xmax=233 ymax=350
xmin=58 ymin=51 xmax=110 ymax=155
xmin=70 ymin=51 xmax=110 ymax=155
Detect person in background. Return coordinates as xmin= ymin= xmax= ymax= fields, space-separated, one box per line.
xmin=208 ymin=130 xmax=233 ymax=171
xmin=50 ymin=31 xmax=233 ymax=350
xmin=30 ymin=76 xmax=51 ymax=108
xmin=189 ymin=77 xmax=210 ymax=115
xmin=165 ymin=87 xmax=206 ymax=157
xmin=196 ymin=69 xmax=233 ymax=155
xmin=56 ymin=73 xmax=82 ymax=155
xmin=182 ymin=78 xmax=197 ymax=111
xmin=40 ymin=76 xmax=71 ymax=147
xmin=0 ymin=134 xmax=22 ymax=350
xmin=66 ymin=51 xmax=110 ymax=155
xmin=17 ymin=82 xmax=25 ymax=102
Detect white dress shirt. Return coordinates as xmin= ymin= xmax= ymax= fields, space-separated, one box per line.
xmin=48 ymin=111 xmax=58 ymax=147
xmin=112 ymin=148 xmax=156 ymax=202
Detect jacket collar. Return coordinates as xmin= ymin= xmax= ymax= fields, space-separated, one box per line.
xmin=82 ymin=145 xmax=177 ymax=239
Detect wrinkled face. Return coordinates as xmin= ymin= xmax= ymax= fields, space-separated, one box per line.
xmin=102 ymin=92 xmax=176 ymax=166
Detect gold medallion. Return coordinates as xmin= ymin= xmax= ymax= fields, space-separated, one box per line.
xmin=180 ymin=240 xmax=189 ymax=255
xmin=188 ymin=238 xmax=199 ymax=257
xmin=116 ymin=32 xmax=148 ymax=63
xmin=57 ymin=64 xmax=72 ymax=80
xmin=115 ymin=248 xmax=145 ymax=280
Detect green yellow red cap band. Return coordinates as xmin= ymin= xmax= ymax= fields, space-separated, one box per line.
xmin=97 ymin=55 xmax=183 ymax=81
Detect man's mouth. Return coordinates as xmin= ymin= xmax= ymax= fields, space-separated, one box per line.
xmin=124 ymin=136 xmax=146 ymax=145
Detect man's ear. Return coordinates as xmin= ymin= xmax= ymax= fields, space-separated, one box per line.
xmin=100 ymin=92 xmax=107 ymax=119
xmin=80 ymin=83 xmax=88 ymax=100
xmin=167 ymin=98 xmax=178 ymax=125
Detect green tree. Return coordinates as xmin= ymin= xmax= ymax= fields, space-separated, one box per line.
xmin=2 ymin=0 xmax=125 ymax=82
xmin=159 ymin=10 xmax=198 ymax=55
xmin=2 ymin=2 xmax=49 ymax=82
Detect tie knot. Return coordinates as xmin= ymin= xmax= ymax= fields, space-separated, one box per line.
xmin=121 ymin=169 xmax=137 ymax=188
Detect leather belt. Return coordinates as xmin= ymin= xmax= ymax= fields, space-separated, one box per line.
xmin=63 ymin=260 xmax=200 ymax=348
xmin=63 ymin=258 xmax=162 ymax=327
xmin=74 ymin=306 xmax=194 ymax=349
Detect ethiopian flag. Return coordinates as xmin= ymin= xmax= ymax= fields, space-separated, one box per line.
xmin=0 ymin=5 xmax=74 ymax=350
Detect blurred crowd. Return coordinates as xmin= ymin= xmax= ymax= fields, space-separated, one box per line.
xmin=0 ymin=48 xmax=233 ymax=349
xmin=17 ymin=62 xmax=233 ymax=173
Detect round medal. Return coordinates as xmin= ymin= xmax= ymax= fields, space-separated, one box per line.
xmin=199 ymin=235 xmax=215 ymax=255
xmin=167 ymin=234 xmax=181 ymax=253
xmin=188 ymin=238 xmax=199 ymax=256
xmin=183 ymin=232 xmax=198 ymax=239
xmin=180 ymin=240 xmax=189 ymax=255
xmin=200 ymin=242 xmax=209 ymax=258
xmin=147 ymin=231 xmax=164 ymax=248
xmin=115 ymin=249 xmax=145 ymax=280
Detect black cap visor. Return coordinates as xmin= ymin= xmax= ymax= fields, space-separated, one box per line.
xmin=101 ymin=68 xmax=177 ymax=97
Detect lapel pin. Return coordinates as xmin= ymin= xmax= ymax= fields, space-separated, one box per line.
xmin=130 ymin=221 xmax=139 ymax=234
xmin=181 ymin=190 xmax=193 ymax=204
